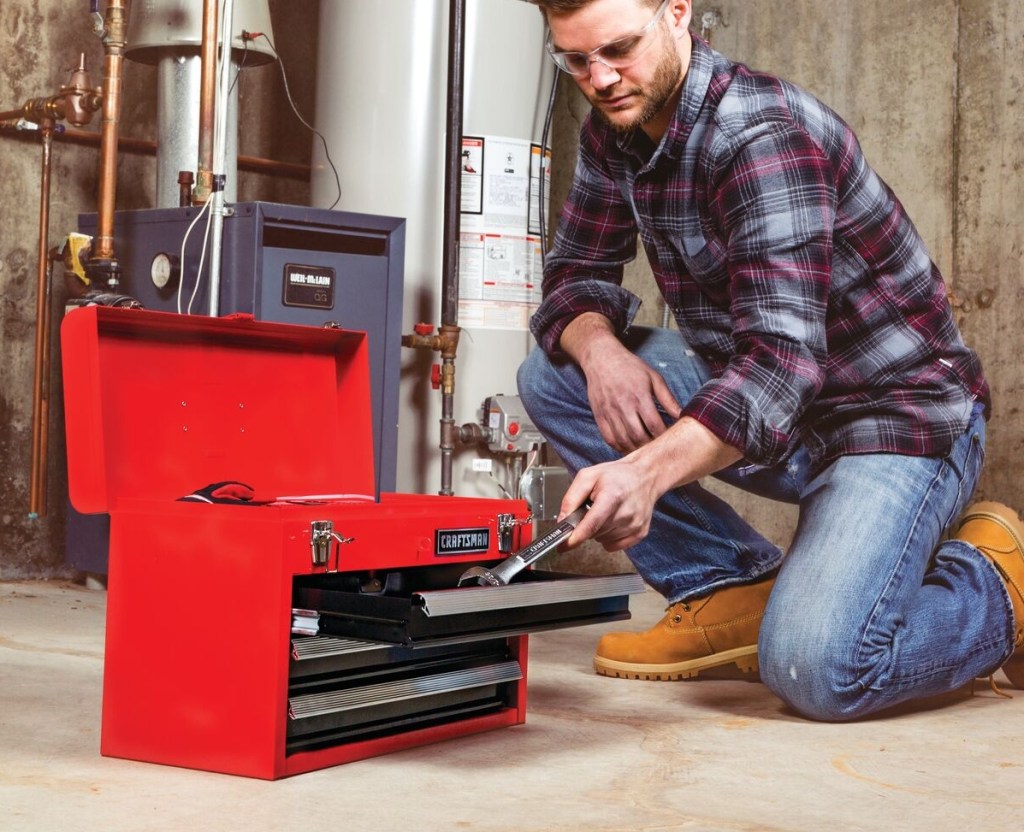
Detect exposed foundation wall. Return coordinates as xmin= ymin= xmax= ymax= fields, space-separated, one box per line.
xmin=0 ymin=0 xmax=318 ymax=578
xmin=1 ymin=1 xmax=1021 ymax=580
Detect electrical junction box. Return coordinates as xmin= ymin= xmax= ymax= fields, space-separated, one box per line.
xmin=520 ymin=465 xmax=571 ymax=523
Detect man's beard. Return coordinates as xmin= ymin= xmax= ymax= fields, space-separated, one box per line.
xmin=589 ymin=42 xmax=682 ymax=135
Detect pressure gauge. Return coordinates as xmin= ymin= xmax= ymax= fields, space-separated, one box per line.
xmin=150 ymin=252 xmax=179 ymax=290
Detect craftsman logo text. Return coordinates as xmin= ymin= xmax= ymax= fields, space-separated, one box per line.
xmin=435 ymin=527 xmax=491 ymax=556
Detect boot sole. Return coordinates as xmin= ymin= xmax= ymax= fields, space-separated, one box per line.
xmin=593 ymin=645 xmax=759 ymax=681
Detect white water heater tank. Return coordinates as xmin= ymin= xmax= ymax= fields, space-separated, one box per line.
xmin=312 ymin=0 xmax=553 ymax=496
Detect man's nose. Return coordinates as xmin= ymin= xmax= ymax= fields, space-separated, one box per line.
xmin=586 ymin=58 xmax=621 ymax=89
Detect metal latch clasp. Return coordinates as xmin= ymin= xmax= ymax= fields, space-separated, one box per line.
xmin=497 ymin=512 xmax=532 ymax=553
xmin=310 ymin=520 xmax=353 ymax=571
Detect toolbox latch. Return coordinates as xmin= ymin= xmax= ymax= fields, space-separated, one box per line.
xmin=497 ymin=512 xmax=531 ymax=553
xmin=310 ymin=520 xmax=354 ymax=571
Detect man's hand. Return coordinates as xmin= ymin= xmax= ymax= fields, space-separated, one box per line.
xmin=560 ymin=313 xmax=682 ymax=452
xmin=561 ymin=457 xmax=660 ymax=552
xmin=558 ymin=413 xmax=745 ymax=552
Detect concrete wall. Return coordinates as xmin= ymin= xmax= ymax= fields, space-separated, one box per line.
xmin=1 ymin=0 xmax=1021 ymax=579
xmin=0 ymin=0 xmax=318 ymax=578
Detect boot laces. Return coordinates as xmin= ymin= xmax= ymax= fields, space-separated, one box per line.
xmin=971 ymin=675 xmax=1013 ymax=699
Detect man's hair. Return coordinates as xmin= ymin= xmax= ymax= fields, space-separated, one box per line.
xmin=529 ymin=0 xmax=662 ymax=13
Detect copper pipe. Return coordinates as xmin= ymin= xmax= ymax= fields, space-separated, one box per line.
xmin=232 ymin=151 xmax=310 ymax=179
xmin=194 ymin=0 xmax=220 ymax=203
xmin=93 ymin=0 xmax=128 ymax=267
xmin=0 ymin=124 xmax=312 ymax=180
xmin=29 ymin=121 xmax=55 ymax=518
xmin=0 ymin=101 xmax=66 ymax=123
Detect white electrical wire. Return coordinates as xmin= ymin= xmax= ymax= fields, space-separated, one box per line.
xmin=188 ymin=203 xmax=215 ymax=315
xmin=175 ymin=0 xmax=233 ymax=316
xmin=176 ymin=198 xmax=213 ymax=314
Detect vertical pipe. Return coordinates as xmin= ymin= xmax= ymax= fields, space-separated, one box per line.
xmin=441 ymin=0 xmax=466 ymax=329
xmin=93 ymin=0 xmax=128 ymax=266
xmin=207 ymin=0 xmax=236 ymax=316
xmin=195 ymin=0 xmax=219 ymax=203
xmin=28 ymin=122 xmax=54 ymax=518
xmin=438 ymin=0 xmax=467 ymax=496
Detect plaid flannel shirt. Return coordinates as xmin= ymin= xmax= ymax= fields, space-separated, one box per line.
xmin=530 ymin=35 xmax=989 ymax=468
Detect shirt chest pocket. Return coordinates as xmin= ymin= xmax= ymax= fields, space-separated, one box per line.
xmin=655 ymin=226 xmax=731 ymax=308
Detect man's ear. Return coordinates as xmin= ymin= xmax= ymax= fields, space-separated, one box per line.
xmin=667 ymin=0 xmax=694 ymax=34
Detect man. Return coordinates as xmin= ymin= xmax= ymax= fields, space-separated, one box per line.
xmin=518 ymin=0 xmax=1024 ymax=721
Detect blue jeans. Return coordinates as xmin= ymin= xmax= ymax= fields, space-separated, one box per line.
xmin=517 ymin=327 xmax=1015 ymax=721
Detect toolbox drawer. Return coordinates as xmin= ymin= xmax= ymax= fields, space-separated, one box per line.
xmin=287 ymin=635 xmax=522 ymax=754
xmin=293 ymin=565 xmax=646 ymax=645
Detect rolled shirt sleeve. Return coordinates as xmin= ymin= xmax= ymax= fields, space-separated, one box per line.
xmin=529 ymin=134 xmax=643 ymax=355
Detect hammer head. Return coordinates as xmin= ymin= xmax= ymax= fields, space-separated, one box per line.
xmin=457 ymin=565 xmax=505 ymax=587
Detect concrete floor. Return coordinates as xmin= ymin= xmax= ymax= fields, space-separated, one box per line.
xmin=2 ymin=581 xmax=1023 ymax=832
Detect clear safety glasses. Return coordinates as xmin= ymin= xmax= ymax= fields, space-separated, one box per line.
xmin=545 ymin=0 xmax=673 ymax=78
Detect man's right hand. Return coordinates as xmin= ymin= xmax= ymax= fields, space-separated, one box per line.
xmin=559 ymin=313 xmax=682 ymax=453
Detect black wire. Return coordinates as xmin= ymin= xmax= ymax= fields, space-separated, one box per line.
xmin=256 ymin=32 xmax=342 ymax=210
xmin=228 ymin=37 xmax=249 ymax=95
xmin=538 ymin=59 xmax=559 ymax=262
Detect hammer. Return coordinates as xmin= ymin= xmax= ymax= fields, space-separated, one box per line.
xmin=457 ymin=501 xmax=591 ymax=587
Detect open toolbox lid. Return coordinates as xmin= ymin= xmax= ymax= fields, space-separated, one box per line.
xmin=61 ymin=306 xmax=376 ymax=514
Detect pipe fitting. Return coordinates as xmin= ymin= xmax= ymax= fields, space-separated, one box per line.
xmin=440 ymin=416 xmax=459 ymax=450
xmin=439 ymin=359 xmax=456 ymax=397
xmin=60 ymin=56 xmax=102 ymax=127
xmin=437 ymin=324 xmax=461 ymax=360
xmin=401 ymin=322 xmax=462 ymax=360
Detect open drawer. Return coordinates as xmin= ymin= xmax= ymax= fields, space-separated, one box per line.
xmin=293 ymin=565 xmax=647 ymax=646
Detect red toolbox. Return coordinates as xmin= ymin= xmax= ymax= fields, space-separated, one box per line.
xmin=61 ymin=307 xmax=643 ymax=779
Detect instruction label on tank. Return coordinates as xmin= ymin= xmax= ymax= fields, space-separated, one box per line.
xmin=458 ymin=135 xmax=549 ymax=331
xmin=283 ymin=263 xmax=335 ymax=309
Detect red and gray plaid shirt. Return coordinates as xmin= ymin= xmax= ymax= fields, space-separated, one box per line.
xmin=531 ymin=35 xmax=989 ymax=468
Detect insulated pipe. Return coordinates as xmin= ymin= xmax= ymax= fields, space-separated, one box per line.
xmin=91 ymin=0 xmax=128 ymax=275
xmin=437 ymin=0 xmax=468 ymax=497
xmin=194 ymin=0 xmax=219 ymax=203
xmin=28 ymin=121 xmax=55 ymax=518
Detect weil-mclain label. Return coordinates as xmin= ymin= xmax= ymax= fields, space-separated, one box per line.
xmin=283 ymin=263 xmax=335 ymax=309
xmin=435 ymin=527 xmax=491 ymax=556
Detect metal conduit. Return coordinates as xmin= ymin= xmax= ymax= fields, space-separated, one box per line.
xmin=437 ymin=0 xmax=468 ymax=497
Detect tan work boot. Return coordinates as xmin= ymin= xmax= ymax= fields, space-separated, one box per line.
xmin=953 ymin=501 xmax=1024 ymax=688
xmin=594 ymin=576 xmax=775 ymax=681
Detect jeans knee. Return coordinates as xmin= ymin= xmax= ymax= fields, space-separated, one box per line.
xmin=515 ymin=349 xmax=547 ymax=408
xmin=758 ymin=621 xmax=867 ymax=722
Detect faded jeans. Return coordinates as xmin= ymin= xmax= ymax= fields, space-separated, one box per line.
xmin=517 ymin=326 xmax=1015 ymax=721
